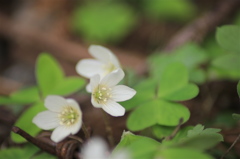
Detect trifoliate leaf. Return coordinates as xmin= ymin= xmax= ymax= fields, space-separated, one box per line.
xmin=127 ymin=99 xmax=190 ymax=131
xmin=216 ymin=25 xmax=240 ymax=53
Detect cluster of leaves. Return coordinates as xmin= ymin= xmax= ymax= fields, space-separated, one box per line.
xmin=70 ymin=0 xmax=197 ymax=43
xmin=114 ymin=125 xmax=223 ymax=159
xmin=0 ymin=54 xmax=85 ymax=143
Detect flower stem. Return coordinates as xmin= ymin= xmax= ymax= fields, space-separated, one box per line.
xmin=101 ymin=110 xmax=115 ymax=147
xmin=221 ymin=133 xmax=240 ymax=159
xmin=82 ymin=122 xmax=90 ymax=139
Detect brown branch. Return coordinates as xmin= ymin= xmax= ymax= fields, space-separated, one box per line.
xmin=221 ymin=133 xmax=240 ymax=159
xmin=12 ymin=126 xmax=81 ymax=159
xmin=164 ymin=0 xmax=240 ymax=51
xmin=164 ymin=118 xmax=184 ymax=141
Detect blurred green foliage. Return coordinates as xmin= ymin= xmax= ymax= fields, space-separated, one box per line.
xmin=115 ymin=129 xmax=222 ymax=159
xmin=71 ymin=1 xmax=137 ymax=43
xmin=0 ymin=144 xmax=56 ymax=159
xmin=142 ymin=0 xmax=196 ymax=21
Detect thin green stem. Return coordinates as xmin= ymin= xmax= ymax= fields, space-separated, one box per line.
xmin=82 ymin=122 xmax=90 ymax=139
xmin=221 ymin=133 xmax=240 ymax=159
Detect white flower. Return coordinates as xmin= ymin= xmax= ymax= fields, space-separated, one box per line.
xmin=32 ymin=95 xmax=82 ymax=143
xmin=76 ymin=45 xmax=121 ymax=80
xmin=90 ymin=69 xmax=136 ymax=117
xmin=81 ymin=137 xmax=131 ymax=159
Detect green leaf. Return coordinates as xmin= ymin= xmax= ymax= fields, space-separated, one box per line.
xmin=212 ymin=53 xmax=240 ymax=71
xmin=216 ymin=25 xmax=240 ymax=53
xmin=49 ymin=77 xmax=85 ymax=96
xmin=11 ymin=102 xmax=46 ymax=143
xmin=237 ymin=80 xmax=240 ymax=97
xmin=158 ymin=62 xmax=188 ymax=98
xmin=0 ymin=87 xmax=40 ymax=105
xmin=36 ymin=53 xmax=85 ymax=97
xmin=142 ymin=0 xmax=196 ymax=21
xmin=189 ymin=68 xmax=207 ymax=84
xmin=115 ymin=132 xmax=160 ymax=159
xmin=156 ymin=148 xmax=213 ymax=159
xmin=153 ymin=125 xmax=194 ymax=143
xmin=127 ymin=99 xmax=190 ymax=131
xmin=174 ymin=134 xmax=222 ymax=151
xmin=187 ymin=124 xmax=222 ymax=139
xmin=71 ymin=1 xmax=136 ymax=43
xmin=122 ymin=78 xmax=157 ymax=110
xmin=162 ymin=83 xmax=199 ymax=101
xmin=36 ymin=53 xmax=64 ymax=97
xmin=232 ymin=113 xmax=240 ymax=120
xmin=0 ymin=148 xmax=34 ymax=159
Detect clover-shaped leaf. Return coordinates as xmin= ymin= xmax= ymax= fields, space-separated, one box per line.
xmin=36 ymin=53 xmax=85 ymax=98
xmin=127 ymin=99 xmax=190 ymax=131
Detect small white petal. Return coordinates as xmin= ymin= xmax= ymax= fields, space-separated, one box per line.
xmin=86 ymin=83 xmax=92 ymax=93
xmin=51 ymin=126 xmax=71 ymax=143
xmin=66 ymin=99 xmax=82 ymax=113
xmin=102 ymin=100 xmax=125 ymax=117
xmin=90 ymin=75 xmax=101 ymax=92
xmin=91 ymin=95 xmax=103 ymax=108
xmin=82 ymin=137 xmax=109 ymax=159
xmin=111 ymin=85 xmax=136 ymax=102
xmin=89 ymin=45 xmax=112 ymax=63
xmin=69 ymin=120 xmax=82 ymax=135
xmin=76 ymin=59 xmax=105 ymax=78
xmin=100 ymin=69 xmax=125 ymax=87
xmin=44 ymin=95 xmax=68 ymax=112
xmin=32 ymin=111 xmax=59 ymax=130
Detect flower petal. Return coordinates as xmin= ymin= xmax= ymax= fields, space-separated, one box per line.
xmin=111 ymin=85 xmax=136 ymax=102
xmin=81 ymin=137 xmax=108 ymax=159
xmin=76 ymin=59 xmax=105 ymax=78
xmin=102 ymin=100 xmax=125 ymax=117
xmin=51 ymin=126 xmax=71 ymax=142
xmin=100 ymin=69 xmax=125 ymax=87
xmin=86 ymin=83 xmax=92 ymax=93
xmin=44 ymin=95 xmax=68 ymax=112
xmin=90 ymin=74 xmax=101 ymax=92
xmin=32 ymin=111 xmax=59 ymax=130
xmin=66 ymin=99 xmax=82 ymax=113
xmin=89 ymin=45 xmax=112 ymax=63
xmin=91 ymin=95 xmax=102 ymax=108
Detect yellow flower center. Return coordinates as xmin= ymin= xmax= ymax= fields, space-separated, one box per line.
xmin=58 ymin=106 xmax=79 ymax=126
xmin=93 ymin=85 xmax=112 ymax=104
